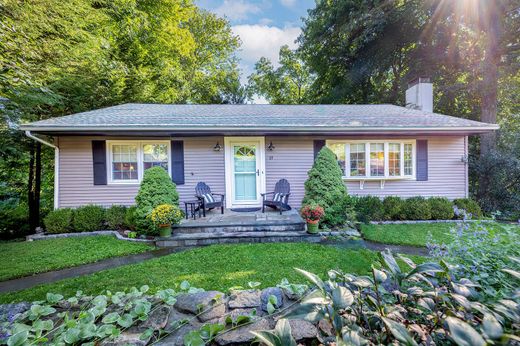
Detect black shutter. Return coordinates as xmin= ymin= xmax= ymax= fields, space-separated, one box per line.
xmin=171 ymin=140 xmax=185 ymax=185
xmin=416 ymin=140 xmax=428 ymax=181
xmin=92 ymin=140 xmax=107 ymax=185
xmin=313 ymin=140 xmax=326 ymax=160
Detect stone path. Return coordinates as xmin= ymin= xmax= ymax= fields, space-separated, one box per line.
xmin=0 ymin=248 xmax=181 ymax=293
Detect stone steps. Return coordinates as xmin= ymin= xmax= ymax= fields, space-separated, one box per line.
xmin=155 ymin=230 xmax=321 ymax=248
xmin=173 ymin=222 xmax=305 ymax=234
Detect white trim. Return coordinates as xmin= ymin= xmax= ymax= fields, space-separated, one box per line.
xmin=327 ymin=139 xmax=417 ymax=181
xmin=224 ymin=137 xmax=266 ymax=208
xmin=106 ymin=140 xmax=171 ymax=185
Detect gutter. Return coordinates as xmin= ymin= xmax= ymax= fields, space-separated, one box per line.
xmin=25 ymin=131 xmax=59 ymax=210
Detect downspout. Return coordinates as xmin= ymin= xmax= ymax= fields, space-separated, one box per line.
xmin=25 ymin=131 xmax=59 ymax=209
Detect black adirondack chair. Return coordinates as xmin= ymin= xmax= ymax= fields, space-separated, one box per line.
xmin=195 ymin=182 xmax=225 ymax=215
xmin=261 ymin=179 xmax=291 ymax=214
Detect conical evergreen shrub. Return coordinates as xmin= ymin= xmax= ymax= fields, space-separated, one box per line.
xmin=302 ymin=146 xmax=351 ymax=227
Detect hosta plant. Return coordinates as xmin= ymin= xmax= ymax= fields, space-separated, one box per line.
xmin=284 ymin=250 xmax=520 ymax=345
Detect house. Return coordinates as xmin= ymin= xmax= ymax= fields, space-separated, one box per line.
xmin=21 ymin=79 xmax=497 ymax=210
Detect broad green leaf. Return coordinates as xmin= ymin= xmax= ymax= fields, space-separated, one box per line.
xmin=250 ymin=330 xmax=282 ymax=346
xmin=33 ymin=319 xmax=54 ymax=331
xmin=248 ymin=281 xmax=261 ymax=288
xmin=180 ymin=280 xmax=191 ymax=290
xmin=46 ymin=293 xmax=63 ymax=304
xmin=184 ymin=330 xmax=205 ymax=346
xmin=405 ymin=262 xmax=443 ymax=279
xmin=140 ymin=328 xmax=154 ymax=341
xmin=482 ymin=313 xmax=503 ymax=339
xmin=117 ymin=314 xmax=134 ymax=328
xmin=446 ymin=317 xmax=486 ymax=346
xmin=294 ymin=268 xmax=325 ymax=290
xmin=64 ymin=327 xmax=81 ymax=344
xmin=382 ymin=317 xmax=418 ymax=346
xmin=379 ymin=250 xmax=401 ymax=276
xmin=502 ymin=269 xmax=520 ymax=280
xmin=331 ymin=286 xmax=354 ymax=309
xmin=283 ymin=303 xmax=322 ymax=322
xmin=140 ymin=285 xmax=150 ymax=293
xmin=102 ymin=312 xmax=120 ymax=324
xmin=7 ymin=331 xmax=29 ymax=346
xmin=275 ymin=319 xmax=297 ymax=346
xmin=235 ymin=315 xmax=251 ymax=325
xmin=372 ymin=267 xmax=387 ymax=283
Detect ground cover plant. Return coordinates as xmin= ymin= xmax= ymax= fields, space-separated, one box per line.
xmin=360 ymin=223 xmax=456 ymax=247
xmin=0 ymin=244 xmax=416 ymax=303
xmin=0 ymin=236 xmax=153 ymax=281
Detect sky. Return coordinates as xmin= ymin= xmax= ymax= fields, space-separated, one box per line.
xmin=196 ymin=0 xmax=315 ymax=93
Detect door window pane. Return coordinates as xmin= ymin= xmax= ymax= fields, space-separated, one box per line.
xmin=234 ymin=145 xmax=257 ymax=200
xmin=370 ymin=143 xmax=385 ymax=176
xmin=404 ymin=143 xmax=413 ymax=175
xmin=350 ymin=143 xmax=366 ymax=176
xmin=112 ymin=144 xmax=138 ymax=180
xmin=329 ymin=143 xmax=346 ymax=176
xmin=388 ymin=143 xmax=401 ymax=176
xmin=143 ymin=144 xmax=168 ymax=171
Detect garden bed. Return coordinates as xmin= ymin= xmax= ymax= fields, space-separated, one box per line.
xmin=26 ymin=230 xmax=155 ymax=243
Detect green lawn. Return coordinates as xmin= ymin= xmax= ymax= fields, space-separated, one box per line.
xmin=360 ymin=223 xmax=456 ymax=247
xmin=0 ymin=243 xmax=422 ymax=303
xmin=0 ymin=236 xmax=154 ymax=281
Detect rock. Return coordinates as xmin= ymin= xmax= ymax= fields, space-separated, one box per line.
xmin=156 ymin=308 xmax=202 ymax=346
xmin=100 ymin=330 xmax=150 ymax=346
xmin=318 ymin=319 xmax=334 ymax=336
xmin=228 ymin=290 xmax=261 ymax=309
xmin=174 ymin=290 xmax=226 ymax=322
xmin=260 ymin=287 xmax=284 ymax=312
xmin=0 ymin=302 xmax=30 ymax=323
xmin=215 ymin=318 xmax=273 ymax=345
xmin=136 ymin=305 xmax=171 ymax=331
xmin=276 ymin=319 xmax=317 ymax=341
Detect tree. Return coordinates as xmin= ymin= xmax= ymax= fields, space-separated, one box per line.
xmin=248 ymin=45 xmax=313 ymax=104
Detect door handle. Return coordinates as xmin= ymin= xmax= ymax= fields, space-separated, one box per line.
xmin=256 ymin=169 xmax=260 ymax=176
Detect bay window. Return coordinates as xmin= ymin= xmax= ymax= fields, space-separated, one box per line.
xmin=327 ymin=140 xmax=416 ymax=179
xmin=107 ymin=141 xmax=171 ymax=183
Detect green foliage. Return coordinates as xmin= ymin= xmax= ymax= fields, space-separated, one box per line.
xmin=382 ymin=196 xmax=403 ymax=221
xmin=302 ymin=147 xmax=351 ymax=227
xmin=0 ymin=198 xmax=30 ymax=239
xmin=403 ymin=196 xmax=432 ymax=220
xmin=72 ymin=204 xmax=105 ymax=232
xmin=428 ymin=197 xmax=455 ymax=220
xmin=360 ymin=222 xmax=458 ymax=247
xmin=125 ymin=206 xmax=138 ymax=231
xmin=453 ymin=198 xmax=483 ymax=219
xmin=135 ymin=167 xmax=179 ymax=234
xmin=43 ymin=208 xmax=73 ymax=234
xmin=105 ymin=205 xmax=128 ymax=230
xmin=286 ymin=250 xmax=520 ymax=345
xmin=354 ymin=196 xmax=384 ymax=223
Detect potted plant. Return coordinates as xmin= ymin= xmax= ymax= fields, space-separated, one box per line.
xmin=301 ymin=204 xmax=325 ymax=234
xmin=150 ymin=204 xmax=183 ymax=237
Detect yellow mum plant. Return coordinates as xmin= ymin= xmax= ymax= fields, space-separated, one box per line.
xmin=150 ymin=204 xmax=183 ymax=226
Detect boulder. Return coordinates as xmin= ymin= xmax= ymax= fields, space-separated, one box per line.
xmin=100 ymin=330 xmax=150 ymax=346
xmin=156 ymin=308 xmax=202 ymax=346
xmin=136 ymin=305 xmax=171 ymax=331
xmin=228 ymin=289 xmax=261 ymax=309
xmin=276 ymin=319 xmax=318 ymax=341
xmin=174 ymin=290 xmax=226 ymax=322
xmin=215 ymin=318 xmax=273 ymax=345
xmin=260 ymin=287 xmax=284 ymax=312
xmin=0 ymin=302 xmax=30 ymax=323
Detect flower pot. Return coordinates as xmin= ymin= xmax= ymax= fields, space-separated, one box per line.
xmin=306 ymin=221 xmax=319 ymax=234
xmin=158 ymin=224 xmax=172 ymax=237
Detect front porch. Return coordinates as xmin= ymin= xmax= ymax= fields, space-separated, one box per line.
xmin=155 ymin=209 xmax=321 ymax=248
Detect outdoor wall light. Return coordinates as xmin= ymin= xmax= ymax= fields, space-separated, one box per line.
xmin=213 ymin=141 xmax=222 ymax=151
xmin=267 ymin=141 xmax=275 ymax=151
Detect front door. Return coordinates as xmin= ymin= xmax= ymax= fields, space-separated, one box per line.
xmin=224 ymin=137 xmax=265 ymax=208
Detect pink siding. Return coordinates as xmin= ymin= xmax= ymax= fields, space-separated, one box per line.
xmin=57 ymin=135 xmax=468 ymax=209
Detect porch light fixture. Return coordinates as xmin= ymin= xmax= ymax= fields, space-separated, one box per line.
xmin=267 ymin=141 xmax=275 ymax=151
xmin=213 ymin=141 xmax=222 ymax=151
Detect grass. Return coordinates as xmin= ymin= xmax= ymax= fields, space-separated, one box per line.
xmin=0 ymin=236 xmax=154 ymax=281
xmin=0 ymin=243 xmax=423 ymax=303
xmin=360 ymin=223 xmax=456 ymax=247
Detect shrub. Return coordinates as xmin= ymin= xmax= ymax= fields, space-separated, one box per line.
xmin=0 ymin=198 xmax=30 ymax=239
xmin=135 ymin=167 xmax=179 ymax=234
xmin=382 ymin=196 xmax=403 ymax=220
xmin=125 ymin=206 xmax=138 ymax=231
xmin=105 ymin=205 xmax=127 ymax=230
xmin=302 ymin=147 xmax=351 ymax=227
xmin=43 ymin=208 xmax=73 ymax=234
xmin=300 ymin=204 xmax=325 ymax=223
xmin=402 ymin=196 xmax=431 ymax=220
xmin=73 ymin=205 xmax=105 ymax=232
xmin=354 ymin=195 xmax=383 ymax=223
xmin=453 ymin=198 xmax=483 ymax=219
xmin=150 ymin=204 xmax=184 ymax=226
xmin=428 ymin=197 xmax=454 ymax=220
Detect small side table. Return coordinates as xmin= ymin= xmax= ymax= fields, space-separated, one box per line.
xmin=184 ymin=200 xmax=203 ymax=220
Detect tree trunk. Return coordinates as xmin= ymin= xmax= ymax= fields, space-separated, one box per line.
xmin=28 ymin=142 xmax=42 ymax=232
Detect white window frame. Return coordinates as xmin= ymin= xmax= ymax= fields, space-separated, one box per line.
xmin=327 ymin=139 xmax=416 ymax=181
xmin=106 ymin=140 xmax=171 ymax=184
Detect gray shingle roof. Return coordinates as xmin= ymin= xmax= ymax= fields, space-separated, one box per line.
xmin=22 ymin=103 xmax=497 ymax=134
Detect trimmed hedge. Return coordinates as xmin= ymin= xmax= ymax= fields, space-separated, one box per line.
xmin=43 ymin=208 xmax=74 ymax=234
xmin=354 ymin=196 xmax=384 ymax=223
xmin=106 ymin=205 xmax=128 ymax=230
xmin=453 ymin=198 xmax=483 ymax=218
xmin=428 ymin=197 xmax=455 ymax=220
xmin=73 ymin=205 xmax=106 ymax=232
xmin=403 ymin=196 xmax=431 ymax=220
xmin=382 ymin=196 xmax=403 ymax=221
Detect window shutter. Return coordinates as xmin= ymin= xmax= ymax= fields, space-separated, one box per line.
xmin=171 ymin=140 xmax=185 ymax=185
xmin=313 ymin=140 xmax=326 ymax=161
xmin=92 ymin=140 xmax=107 ymax=185
xmin=416 ymin=140 xmax=428 ymax=181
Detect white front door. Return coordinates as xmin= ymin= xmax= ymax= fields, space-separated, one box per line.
xmin=224 ymin=137 xmax=266 ymax=208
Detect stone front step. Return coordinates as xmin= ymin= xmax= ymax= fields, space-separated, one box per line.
xmin=155 ymin=231 xmax=321 ymax=248
xmin=173 ymin=222 xmax=305 ymax=234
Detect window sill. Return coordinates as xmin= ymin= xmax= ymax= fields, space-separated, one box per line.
xmin=342 ymin=176 xmax=416 ymax=181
